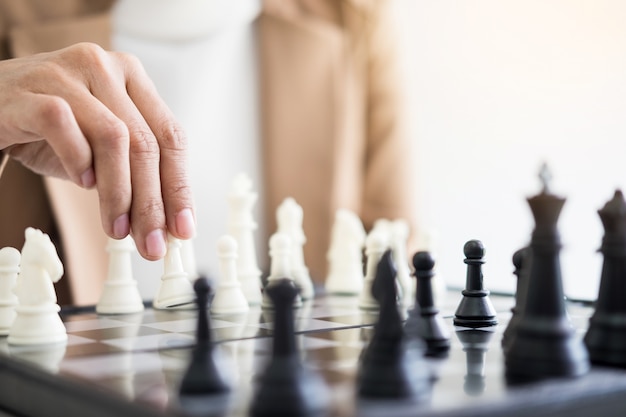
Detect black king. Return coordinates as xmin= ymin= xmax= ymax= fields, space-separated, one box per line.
xmin=504 ymin=163 xmax=590 ymax=383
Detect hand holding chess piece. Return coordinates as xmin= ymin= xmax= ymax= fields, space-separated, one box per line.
xmin=0 ymin=44 xmax=195 ymax=262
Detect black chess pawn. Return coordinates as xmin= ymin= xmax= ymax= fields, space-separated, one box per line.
xmin=502 ymin=247 xmax=530 ymax=352
xmin=357 ymin=250 xmax=431 ymax=400
xmin=584 ymin=190 xmax=626 ymax=367
xmin=505 ymin=167 xmax=589 ymax=383
xmin=453 ymin=240 xmax=498 ymax=328
xmin=455 ymin=328 xmax=495 ymax=397
xmin=249 ymin=279 xmax=329 ymax=417
xmin=406 ymin=251 xmax=450 ymax=357
xmin=179 ymin=277 xmax=230 ymax=395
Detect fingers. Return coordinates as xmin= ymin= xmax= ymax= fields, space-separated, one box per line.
xmin=1 ymin=43 xmax=194 ymax=261
xmin=69 ymin=93 xmax=133 ymax=242
xmin=85 ymin=49 xmax=194 ymax=259
xmin=121 ymin=53 xmax=196 ymax=240
xmin=6 ymin=92 xmax=94 ymax=186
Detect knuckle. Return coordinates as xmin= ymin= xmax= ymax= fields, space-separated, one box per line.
xmin=64 ymin=43 xmax=117 ymax=84
xmin=129 ymin=126 xmax=160 ymax=157
xmin=99 ymin=120 xmax=129 ymax=150
xmin=134 ymin=199 xmax=164 ymax=222
xmin=101 ymin=190 xmax=129 ymax=214
xmin=157 ymin=121 xmax=188 ymax=151
xmin=165 ymin=177 xmax=193 ymax=202
xmin=111 ymin=50 xmax=146 ymax=79
xmin=67 ymin=42 xmax=107 ymax=64
xmin=37 ymin=96 xmax=73 ymax=129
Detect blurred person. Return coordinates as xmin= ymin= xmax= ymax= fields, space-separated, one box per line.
xmin=0 ymin=0 xmax=417 ymax=304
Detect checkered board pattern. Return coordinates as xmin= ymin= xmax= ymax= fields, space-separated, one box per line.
xmin=1 ymin=292 xmax=626 ymax=417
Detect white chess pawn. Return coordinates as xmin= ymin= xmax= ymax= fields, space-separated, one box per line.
xmin=358 ymin=229 xmax=389 ymax=310
xmin=180 ymin=238 xmax=199 ymax=281
xmin=0 ymin=247 xmax=20 ymax=335
xmin=153 ymin=234 xmax=195 ymax=310
xmin=276 ymin=197 xmax=314 ymax=300
xmin=325 ymin=209 xmax=366 ymax=295
xmin=228 ymin=173 xmax=263 ymax=306
xmin=8 ymin=227 xmax=67 ymax=345
xmin=262 ymin=233 xmax=302 ymax=309
xmin=96 ymin=236 xmax=145 ymax=314
xmin=211 ymin=235 xmax=250 ymax=315
xmin=390 ymin=219 xmax=414 ymax=308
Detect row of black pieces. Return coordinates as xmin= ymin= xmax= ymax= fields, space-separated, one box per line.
xmin=358 ymin=246 xmax=501 ymax=402
xmin=406 ymin=239 xmax=498 ymax=360
xmin=178 ymin=276 xmax=328 ymax=417
xmin=177 ymin=242 xmax=500 ymax=415
xmin=177 ymin=249 xmax=449 ymax=415
xmin=500 ymin=187 xmax=626 ymax=383
xmin=502 ymin=191 xmax=626 ymax=383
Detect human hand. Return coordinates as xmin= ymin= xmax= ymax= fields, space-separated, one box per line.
xmin=0 ymin=42 xmax=195 ymax=260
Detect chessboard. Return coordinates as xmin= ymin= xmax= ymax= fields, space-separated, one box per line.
xmin=0 ymin=290 xmax=625 ymax=417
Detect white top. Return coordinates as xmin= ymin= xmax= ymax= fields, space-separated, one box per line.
xmin=112 ymin=0 xmax=265 ymax=298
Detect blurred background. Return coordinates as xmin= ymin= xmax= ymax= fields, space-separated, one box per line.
xmin=122 ymin=0 xmax=626 ymax=302
xmin=397 ymin=0 xmax=626 ymax=300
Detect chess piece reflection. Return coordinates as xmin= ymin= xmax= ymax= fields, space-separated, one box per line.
xmin=455 ymin=329 xmax=495 ymax=396
xmin=91 ymin=312 xmax=144 ymax=400
xmin=8 ymin=344 xmax=67 ymax=374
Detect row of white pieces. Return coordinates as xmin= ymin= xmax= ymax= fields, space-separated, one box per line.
xmin=98 ymin=234 xmax=196 ymax=314
xmin=325 ymin=211 xmax=447 ymax=309
xmin=97 ymin=230 xmax=309 ymax=315
xmin=95 ymin=199 xmax=313 ymax=314
xmin=228 ymin=178 xmax=314 ymax=307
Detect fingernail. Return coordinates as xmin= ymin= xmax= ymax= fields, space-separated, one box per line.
xmin=81 ymin=167 xmax=96 ymax=188
xmin=113 ymin=214 xmax=130 ymax=238
xmin=145 ymin=229 xmax=167 ymax=258
xmin=175 ymin=208 xmax=196 ymax=238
